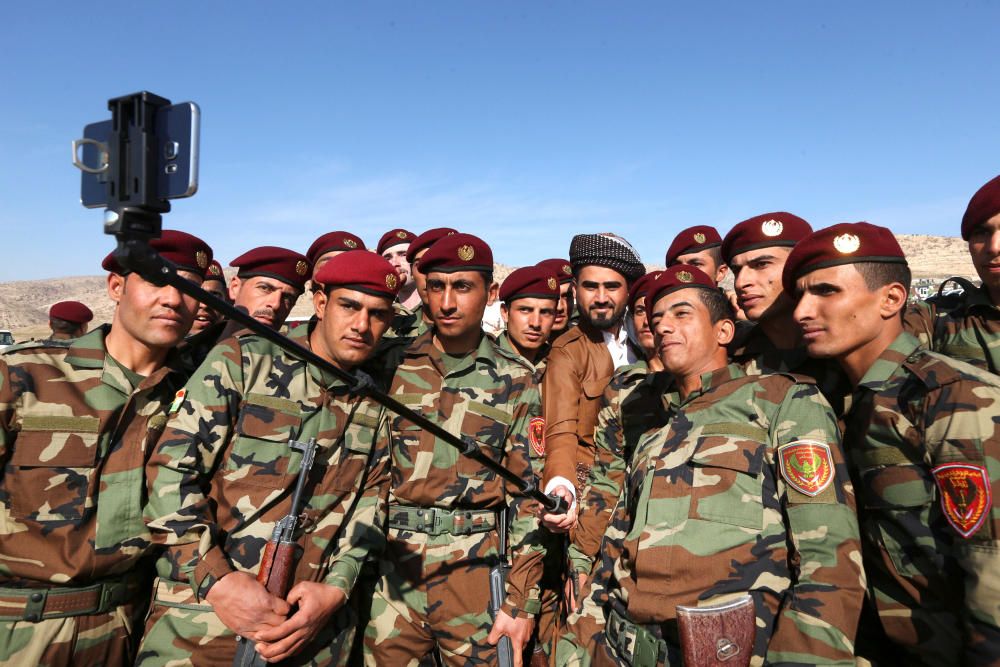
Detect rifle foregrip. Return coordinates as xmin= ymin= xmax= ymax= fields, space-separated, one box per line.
xmin=261 ymin=541 xmax=297 ymax=597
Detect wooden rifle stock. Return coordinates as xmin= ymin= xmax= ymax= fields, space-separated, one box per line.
xmin=258 ymin=540 xmax=298 ymax=597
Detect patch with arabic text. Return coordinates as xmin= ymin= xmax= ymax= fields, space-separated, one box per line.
xmin=933 ymin=463 xmax=991 ymax=538
xmin=778 ymin=440 xmax=834 ymax=497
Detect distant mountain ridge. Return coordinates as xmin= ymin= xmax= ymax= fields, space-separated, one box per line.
xmin=0 ymin=234 xmax=977 ymax=339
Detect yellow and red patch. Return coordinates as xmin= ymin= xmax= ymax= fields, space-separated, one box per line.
xmin=933 ymin=463 xmax=991 ymax=538
xmin=778 ymin=440 xmax=834 ymax=497
xmin=529 ymin=417 xmax=545 ymax=456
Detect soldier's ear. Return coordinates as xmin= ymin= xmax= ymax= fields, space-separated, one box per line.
xmin=107 ymin=273 xmax=125 ymax=304
xmin=715 ymin=317 xmax=736 ymax=346
xmin=486 ymin=281 xmax=499 ymax=307
xmin=880 ymin=282 xmax=908 ymax=320
xmin=228 ymin=276 xmax=242 ymax=302
xmin=499 ymin=302 xmax=509 ymax=325
xmin=715 ymin=264 xmax=729 ymax=284
xmin=313 ymin=288 xmax=328 ymax=321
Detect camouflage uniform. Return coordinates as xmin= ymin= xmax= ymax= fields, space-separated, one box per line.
xmin=363 ymin=330 xmax=545 ymax=666
xmin=905 ymin=280 xmax=1000 ymax=374
xmin=558 ymin=364 xmax=865 ymax=666
xmin=842 ymin=331 xmax=1000 ymax=665
xmin=0 ymin=325 xmax=201 ymax=667
xmin=137 ymin=324 xmax=390 ymax=667
xmin=385 ymin=302 xmax=428 ymax=341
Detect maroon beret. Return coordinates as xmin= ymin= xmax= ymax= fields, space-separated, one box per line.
xmin=49 ymin=301 xmax=93 ymax=324
xmin=377 ymin=228 xmax=415 ymax=255
xmin=782 ymin=222 xmax=907 ymax=294
xmin=102 ymin=229 xmax=213 ymax=278
xmin=417 ymin=233 xmax=493 ymax=275
xmin=646 ymin=265 xmax=716 ymax=309
xmin=721 ymin=212 xmax=812 ymax=264
xmin=313 ymin=250 xmax=402 ymax=299
xmin=306 ymin=231 xmax=366 ymax=266
xmin=230 ymin=246 xmax=311 ymax=292
xmin=499 ymin=266 xmax=560 ymax=303
xmin=406 ymin=227 xmax=459 ymax=264
xmin=962 ymin=174 xmax=1000 ymax=240
xmin=628 ymin=271 xmax=663 ymax=309
xmin=204 ymin=259 xmax=226 ymax=284
xmin=536 ymin=258 xmax=574 ymax=284
xmin=665 ymin=226 xmax=722 ymax=265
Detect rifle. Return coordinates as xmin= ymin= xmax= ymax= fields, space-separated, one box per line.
xmin=78 ymin=91 xmax=567 ymax=518
xmin=488 ymin=507 xmax=514 ymax=667
xmin=233 ymin=437 xmax=318 ymax=667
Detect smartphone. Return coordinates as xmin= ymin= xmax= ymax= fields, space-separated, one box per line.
xmin=78 ymin=102 xmax=200 ymax=208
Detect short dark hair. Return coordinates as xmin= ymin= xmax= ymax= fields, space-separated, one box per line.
xmin=49 ymin=317 xmax=80 ymax=335
xmin=854 ymin=261 xmax=911 ymax=293
xmin=696 ymin=287 xmax=735 ymax=324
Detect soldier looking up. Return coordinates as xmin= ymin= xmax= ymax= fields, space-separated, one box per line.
xmin=557 ymin=264 xmax=864 ymax=666
xmin=139 ymin=250 xmax=400 ymax=666
xmin=788 ymin=221 xmax=1000 ymax=665
xmin=0 ymin=230 xmax=213 ymax=666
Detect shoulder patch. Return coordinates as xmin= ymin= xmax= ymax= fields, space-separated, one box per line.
xmin=933 ymin=463 xmax=991 ymax=538
xmin=778 ymin=440 xmax=834 ymax=497
xmin=529 ymin=416 xmax=545 ymax=456
xmin=168 ymin=388 xmax=187 ymax=414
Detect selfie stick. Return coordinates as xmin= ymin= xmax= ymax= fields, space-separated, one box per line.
xmin=81 ymin=91 xmax=567 ymax=515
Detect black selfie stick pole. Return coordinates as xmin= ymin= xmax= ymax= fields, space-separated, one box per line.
xmin=97 ymin=91 xmax=566 ymax=514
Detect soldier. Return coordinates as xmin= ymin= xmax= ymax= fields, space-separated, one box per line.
xmin=378 ymin=228 xmax=421 ymax=312
xmin=497 ymin=265 xmax=560 ymax=373
xmin=138 ymin=250 xmax=401 ymax=666
xmin=787 ymin=222 xmax=1000 ymax=665
xmin=0 ymin=230 xmax=213 ymax=666
xmin=495 ymin=265 xmax=560 ymax=665
xmin=47 ymin=300 xmax=94 ymax=340
xmin=540 ymin=233 xmax=645 ymax=572
xmin=558 ymin=265 xmax=865 ymax=666
xmin=363 ymin=233 xmax=545 ymax=666
xmin=228 ymin=246 xmax=311 ymax=330
xmin=906 ymin=174 xmax=1000 ymax=373
xmin=384 ymin=227 xmax=458 ymax=341
xmin=189 ymin=259 xmax=228 ymax=335
xmin=664 ymin=225 xmax=727 ymax=285
xmin=536 ymin=258 xmax=576 ymax=340
xmin=307 ymin=231 xmax=367 ymax=282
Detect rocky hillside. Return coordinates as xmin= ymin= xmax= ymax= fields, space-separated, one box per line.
xmin=0 ymin=234 xmax=976 ymax=341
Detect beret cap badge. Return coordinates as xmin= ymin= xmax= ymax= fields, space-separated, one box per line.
xmin=396 ymin=230 xmax=408 ymax=239
xmin=677 ymin=270 xmax=693 ymax=283
xmin=385 ymin=273 xmax=398 ymax=290
xmin=208 ymin=263 xmax=221 ymax=276
xmin=562 ymin=265 xmax=572 ymax=275
xmin=761 ymin=220 xmax=784 ymax=237
xmin=344 ymin=238 xmax=358 ymax=249
xmin=547 ymin=277 xmax=557 ymax=289
xmin=457 ymin=245 xmax=475 ymax=261
xmin=833 ymin=234 xmax=861 ymax=254
xmin=295 ymin=260 xmax=309 ymax=276
xmin=195 ymin=251 xmax=208 ymax=269
xmin=693 ymin=232 xmax=706 ymax=244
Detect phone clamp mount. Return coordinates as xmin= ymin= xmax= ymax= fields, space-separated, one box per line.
xmin=73 ymin=91 xmax=568 ymax=516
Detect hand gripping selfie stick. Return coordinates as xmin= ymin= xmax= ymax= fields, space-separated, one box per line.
xmin=74 ymin=91 xmax=568 ymax=519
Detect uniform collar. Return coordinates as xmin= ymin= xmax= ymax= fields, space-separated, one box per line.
xmin=856 ymin=331 xmax=922 ymax=391
xmin=497 ymin=331 xmax=548 ymax=370
xmin=408 ymin=328 xmax=498 ymax=377
xmin=290 ymin=317 xmax=354 ymax=392
xmin=665 ymin=363 xmax=744 ymax=410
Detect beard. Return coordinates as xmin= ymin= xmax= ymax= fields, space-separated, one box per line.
xmin=582 ymin=304 xmax=623 ymax=330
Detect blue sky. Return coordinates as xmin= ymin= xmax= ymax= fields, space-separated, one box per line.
xmin=2 ymin=2 xmax=998 ymax=280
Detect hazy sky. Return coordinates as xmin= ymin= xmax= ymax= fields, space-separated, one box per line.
xmin=2 ymin=2 xmax=998 ymax=280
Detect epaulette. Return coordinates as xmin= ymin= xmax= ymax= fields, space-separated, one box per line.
xmin=1 ymin=339 xmax=71 ymax=355
xmin=905 ymin=348 xmax=1000 ymax=391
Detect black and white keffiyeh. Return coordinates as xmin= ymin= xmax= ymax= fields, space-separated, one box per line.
xmin=569 ymin=233 xmax=645 ymax=281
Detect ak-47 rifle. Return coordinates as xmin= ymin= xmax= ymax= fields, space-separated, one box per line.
xmin=488 ymin=507 xmax=514 ymax=667
xmin=73 ymin=91 xmax=568 ymax=515
xmin=233 ymin=438 xmax=318 ymax=667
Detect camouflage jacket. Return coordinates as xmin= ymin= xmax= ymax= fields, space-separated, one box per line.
xmin=568 ymin=361 xmax=672 ymax=576
xmin=905 ymin=280 xmax=1000 ymax=374
xmin=729 ymin=322 xmax=851 ymax=415
xmin=843 ymin=331 xmax=1000 ymax=665
xmin=496 ymin=331 xmax=549 ymax=479
xmin=0 ymin=325 xmax=200 ymax=586
xmin=384 ymin=329 xmax=545 ymax=617
xmin=144 ymin=324 xmax=390 ymax=600
xmin=575 ymin=364 xmax=865 ymax=665
xmin=384 ymin=302 xmax=428 ymax=341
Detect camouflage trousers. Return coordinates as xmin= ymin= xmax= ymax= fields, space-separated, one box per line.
xmin=0 ymin=603 xmax=140 ymax=667
xmin=135 ymin=578 xmax=356 ymax=667
xmin=524 ymin=530 xmax=565 ymax=666
xmin=363 ymin=528 xmax=509 ymax=666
